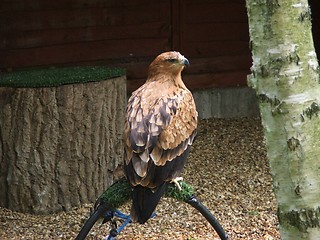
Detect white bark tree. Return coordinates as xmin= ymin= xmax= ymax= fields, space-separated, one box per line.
xmin=246 ymin=0 xmax=320 ymax=238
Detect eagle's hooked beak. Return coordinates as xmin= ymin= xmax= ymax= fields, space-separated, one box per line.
xmin=183 ymin=58 xmax=190 ymax=66
xmin=180 ymin=56 xmax=190 ymax=67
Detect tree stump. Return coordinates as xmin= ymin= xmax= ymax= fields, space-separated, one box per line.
xmin=0 ymin=67 xmax=126 ymax=214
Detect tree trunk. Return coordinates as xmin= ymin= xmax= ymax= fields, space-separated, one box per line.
xmin=0 ymin=77 xmax=126 ymax=214
xmin=246 ymin=0 xmax=320 ymax=238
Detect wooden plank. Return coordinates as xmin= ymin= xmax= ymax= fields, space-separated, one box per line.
xmin=1 ymin=38 xmax=170 ymax=68
xmin=108 ymin=54 xmax=251 ymax=88
xmin=184 ymin=2 xmax=247 ymax=23
xmin=120 ymin=55 xmax=251 ymax=81
xmin=184 ymin=22 xmax=249 ymax=42
xmin=184 ymin=0 xmax=245 ymax=5
xmin=181 ymin=41 xmax=250 ymax=58
xmin=109 ymin=54 xmax=251 ymax=85
xmin=127 ymin=78 xmax=146 ymax=93
xmin=1 ymin=0 xmax=253 ymax=92
xmin=113 ymin=62 xmax=149 ymax=80
xmin=183 ymin=71 xmax=249 ymax=89
xmin=1 ymin=0 xmax=166 ymax=12
xmin=0 ymin=2 xmax=170 ymax=32
xmin=171 ymin=0 xmax=182 ymax=49
xmin=127 ymin=71 xmax=249 ymax=93
xmin=185 ymin=55 xmax=251 ymax=74
xmin=1 ymin=22 xmax=170 ymax=49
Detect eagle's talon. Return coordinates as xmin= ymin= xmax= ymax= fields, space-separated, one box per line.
xmin=170 ymin=177 xmax=184 ymax=191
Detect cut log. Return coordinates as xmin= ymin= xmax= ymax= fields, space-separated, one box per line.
xmin=0 ymin=68 xmax=126 ymax=214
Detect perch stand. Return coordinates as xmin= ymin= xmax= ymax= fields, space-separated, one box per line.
xmin=76 ymin=177 xmax=229 ymax=240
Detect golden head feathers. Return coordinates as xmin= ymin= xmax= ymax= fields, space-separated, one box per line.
xmin=147 ymin=51 xmax=190 ymax=81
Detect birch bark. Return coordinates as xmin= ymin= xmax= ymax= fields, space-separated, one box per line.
xmin=246 ymin=0 xmax=320 ymax=238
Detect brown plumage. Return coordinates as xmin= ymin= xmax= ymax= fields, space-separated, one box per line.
xmin=124 ymin=51 xmax=198 ymax=223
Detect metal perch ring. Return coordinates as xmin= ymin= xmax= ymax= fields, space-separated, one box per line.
xmin=76 ymin=177 xmax=229 ymax=240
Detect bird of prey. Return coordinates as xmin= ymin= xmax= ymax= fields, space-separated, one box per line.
xmin=124 ymin=51 xmax=198 ymax=224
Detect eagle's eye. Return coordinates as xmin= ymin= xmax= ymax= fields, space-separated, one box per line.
xmin=166 ymin=58 xmax=177 ymax=63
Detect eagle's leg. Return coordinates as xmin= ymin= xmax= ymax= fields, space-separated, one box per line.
xmin=170 ymin=177 xmax=184 ymax=191
xmin=103 ymin=210 xmax=131 ymax=239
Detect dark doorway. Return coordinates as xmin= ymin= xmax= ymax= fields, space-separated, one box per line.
xmin=310 ymin=0 xmax=320 ymax=62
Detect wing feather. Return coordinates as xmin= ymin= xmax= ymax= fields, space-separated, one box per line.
xmin=132 ymin=153 xmax=148 ymax=177
xmin=124 ymin=83 xmax=197 ymax=186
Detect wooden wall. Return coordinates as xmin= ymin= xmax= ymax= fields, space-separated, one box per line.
xmin=1 ymin=0 xmax=252 ymax=92
xmin=0 ymin=0 xmax=171 ymax=65
xmin=179 ymin=0 xmax=251 ymax=90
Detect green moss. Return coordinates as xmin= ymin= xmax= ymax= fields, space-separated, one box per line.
xmin=0 ymin=66 xmax=126 ymax=88
xmin=98 ymin=178 xmax=195 ymax=210
xmin=165 ymin=181 xmax=195 ymax=202
xmin=99 ymin=178 xmax=131 ymax=210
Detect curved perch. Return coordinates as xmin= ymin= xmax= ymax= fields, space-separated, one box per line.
xmin=165 ymin=181 xmax=229 ymax=240
xmin=76 ymin=177 xmax=229 ymax=240
xmin=186 ymin=196 xmax=229 ymax=240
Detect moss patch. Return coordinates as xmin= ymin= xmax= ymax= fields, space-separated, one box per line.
xmin=98 ymin=178 xmax=195 ymax=210
xmin=0 ymin=66 xmax=126 ymax=88
xmin=99 ymin=178 xmax=131 ymax=210
xmin=165 ymin=181 xmax=194 ymax=202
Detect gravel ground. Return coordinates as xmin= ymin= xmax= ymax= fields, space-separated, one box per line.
xmin=0 ymin=117 xmax=280 ymax=240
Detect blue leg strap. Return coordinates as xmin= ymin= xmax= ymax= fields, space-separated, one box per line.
xmin=102 ymin=210 xmax=157 ymax=240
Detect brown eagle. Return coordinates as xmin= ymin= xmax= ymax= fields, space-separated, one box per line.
xmin=124 ymin=51 xmax=198 ymax=224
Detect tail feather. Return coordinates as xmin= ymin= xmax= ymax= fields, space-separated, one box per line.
xmin=131 ymin=183 xmax=167 ymax=224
